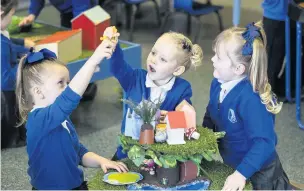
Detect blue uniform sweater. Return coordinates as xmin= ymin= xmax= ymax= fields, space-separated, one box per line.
xmin=262 ymin=0 xmax=289 ymax=21
xmin=26 ymin=87 xmax=88 ymax=189
xmin=1 ymin=34 xmax=28 ymax=91
xmin=203 ymin=78 xmax=277 ymax=179
xmin=29 ymin=0 xmax=97 ymax=18
xmin=111 ymin=44 xmax=193 ymax=159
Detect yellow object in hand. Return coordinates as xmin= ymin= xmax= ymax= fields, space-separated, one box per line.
xmin=100 ymin=26 xmax=118 ymax=41
xmin=108 ymin=172 xmax=140 ymax=184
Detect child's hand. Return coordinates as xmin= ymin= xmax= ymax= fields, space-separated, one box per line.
xmin=222 ymin=171 xmax=246 ymax=191
xmin=24 ymin=38 xmax=35 ymax=48
xmin=19 ymin=14 xmax=36 ymax=27
xmin=101 ymin=26 xmax=120 ymax=43
xmin=91 ymin=39 xmax=117 ymax=64
xmin=100 ymin=158 xmax=129 ymax=173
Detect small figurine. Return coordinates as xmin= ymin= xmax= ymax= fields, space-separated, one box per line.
xmin=141 ymin=159 xmax=156 ymax=176
xmin=100 ymin=26 xmax=118 ymax=41
xmin=155 ymin=124 xmax=167 ymax=143
xmin=175 ymin=100 xmax=200 ymax=140
xmin=185 ymin=127 xmax=200 ymax=140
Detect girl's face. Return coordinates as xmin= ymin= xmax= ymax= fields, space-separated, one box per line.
xmin=1 ymin=8 xmax=15 ymax=31
xmin=36 ymin=64 xmax=70 ymax=107
xmin=146 ymin=35 xmax=180 ymax=83
xmin=211 ymin=50 xmax=238 ymax=83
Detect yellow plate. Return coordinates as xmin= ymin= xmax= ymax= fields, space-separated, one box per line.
xmin=103 ymin=172 xmax=143 ymax=185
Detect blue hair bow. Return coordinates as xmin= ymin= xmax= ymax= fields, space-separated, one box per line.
xmin=25 ymin=47 xmax=57 ymax=65
xmin=242 ymin=22 xmax=263 ymax=56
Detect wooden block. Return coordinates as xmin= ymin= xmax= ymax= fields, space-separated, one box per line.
xmin=180 ymin=161 xmax=198 ymax=182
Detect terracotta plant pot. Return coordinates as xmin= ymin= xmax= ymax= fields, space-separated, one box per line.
xmin=139 ymin=123 xmax=154 ymax=145
xmin=156 ymin=165 xmax=180 ymax=187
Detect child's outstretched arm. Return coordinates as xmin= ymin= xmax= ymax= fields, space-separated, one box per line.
xmin=69 ymin=40 xmax=113 ymax=96
xmin=102 ymin=26 xmax=138 ymax=93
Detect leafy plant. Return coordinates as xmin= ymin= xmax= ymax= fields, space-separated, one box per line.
xmin=121 ymin=97 xmax=162 ymax=125
xmin=118 ymin=127 xmax=226 ymax=177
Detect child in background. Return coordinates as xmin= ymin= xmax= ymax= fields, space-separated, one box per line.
xmin=102 ymin=27 xmax=203 ymax=160
xmin=15 ymin=36 xmax=128 ymax=189
xmin=202 ymin=21 xmax=290 ymax=190
xmin=1 ymin=0 xmax=35 ymax=149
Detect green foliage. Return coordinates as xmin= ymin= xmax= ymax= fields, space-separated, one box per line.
xmin=119 ymin=127 xmax=226 ymax=175
xmin=121 ymin=98 xmax=162 ymax=124
xmin=7 ymin=16 xmax=43 ymax=34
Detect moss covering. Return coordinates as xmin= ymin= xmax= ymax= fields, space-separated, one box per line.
xmin=120 ymin=127 xmax=219 ymax=157
xmin=88 ymin=159 xmax=252 ymax=190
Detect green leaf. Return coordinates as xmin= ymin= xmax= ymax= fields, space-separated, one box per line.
xmin=133 ymin=155 xmax=145 ymax=167
xmin=214 ymin=131 xmax=226 ymax=139
xmin=202 ymin=151 xmax=213 ymax=162
xmin=145 ymin=150 xmax=162 ymax=167
xmin=128 ymin=145 xmax=145 ymax=160
xmin=174 ymin=155 xmax=188 ymax=162
xmin=189 ymin=154 xmax=203 ymax=164
xmin=160 ymin=155 xmax=177 ymax=168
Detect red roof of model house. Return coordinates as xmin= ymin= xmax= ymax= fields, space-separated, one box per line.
xmin=167 ymin=111 xmax=187 ymax=129
xmin=36 ymin=29 xmax=81 ymax=45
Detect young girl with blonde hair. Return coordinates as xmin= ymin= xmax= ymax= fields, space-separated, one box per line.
xmin=103 ymin=27 xmax=203 ymax=160
xmin=203 ymin=21 xmax=290 ymax=190
xmin=16 ymin=36 xmax=128 ymax=190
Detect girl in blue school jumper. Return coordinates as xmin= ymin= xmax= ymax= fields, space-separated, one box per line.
xmin=19 ymin=0 xmax=98 ymax=28
xmin=15 ymin=35 xmax=128 ymax=189
xmin=202 ymin=21 xmax=291 ymax=190
xmin=103 ymin=28 xmax=203 ymax=160
xmin=1 ymin=0 xmax=35 ymax=149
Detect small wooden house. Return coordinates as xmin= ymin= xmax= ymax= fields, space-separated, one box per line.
xmin=175 ymin=100 xmax=196 ymax=129
xmin=166 ymin=111 xmax=187 ymax=145
xmin=35 ymin=29 xmax=82 ymax=63
xmin=71 ymin=5 xmax=110 ymax=50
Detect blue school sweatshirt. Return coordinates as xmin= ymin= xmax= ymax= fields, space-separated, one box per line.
xmin=111 ymin=44 xmax=193 ymax=159
xmin=29 ymin=0 xmax=98 ymax=18
xmin=202 ymin=78 xmax=277 ymax=179
xmin=262 ymin=0 xmax=289 ymax=21
xmin=26 ymin=86 xmax=89 ymax=190
xmin=1 ymin=34 xmax=28 ymax=91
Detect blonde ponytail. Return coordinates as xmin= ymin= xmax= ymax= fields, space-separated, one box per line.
xmin=249 ymin=22 xmax=282 ymax=114
xmin=16 ymin=55 xmax=30 ymax=126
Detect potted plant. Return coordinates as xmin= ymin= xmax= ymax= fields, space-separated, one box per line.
xmin=122 ymin=98 xmax=162 ymax=145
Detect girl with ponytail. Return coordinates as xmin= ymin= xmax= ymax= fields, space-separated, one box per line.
xmin=202 ymin=21 xmax=290 ymax=190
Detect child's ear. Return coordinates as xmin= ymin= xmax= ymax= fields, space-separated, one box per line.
xmin=234 ymin=64 xmax=245 ymax=76
xmin=0 ymin=10 xmax=4 ymax=17
xmin=33 ymin=87 xmax=45 ymax=99
xmin=173 ymin=66 xmax=185 ymax=76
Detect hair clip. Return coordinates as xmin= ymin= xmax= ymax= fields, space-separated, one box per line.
xmin=182 ymin=39 xmax=192 ymax=52
xmin=241 ymin=22 xmax=263 ymax=56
